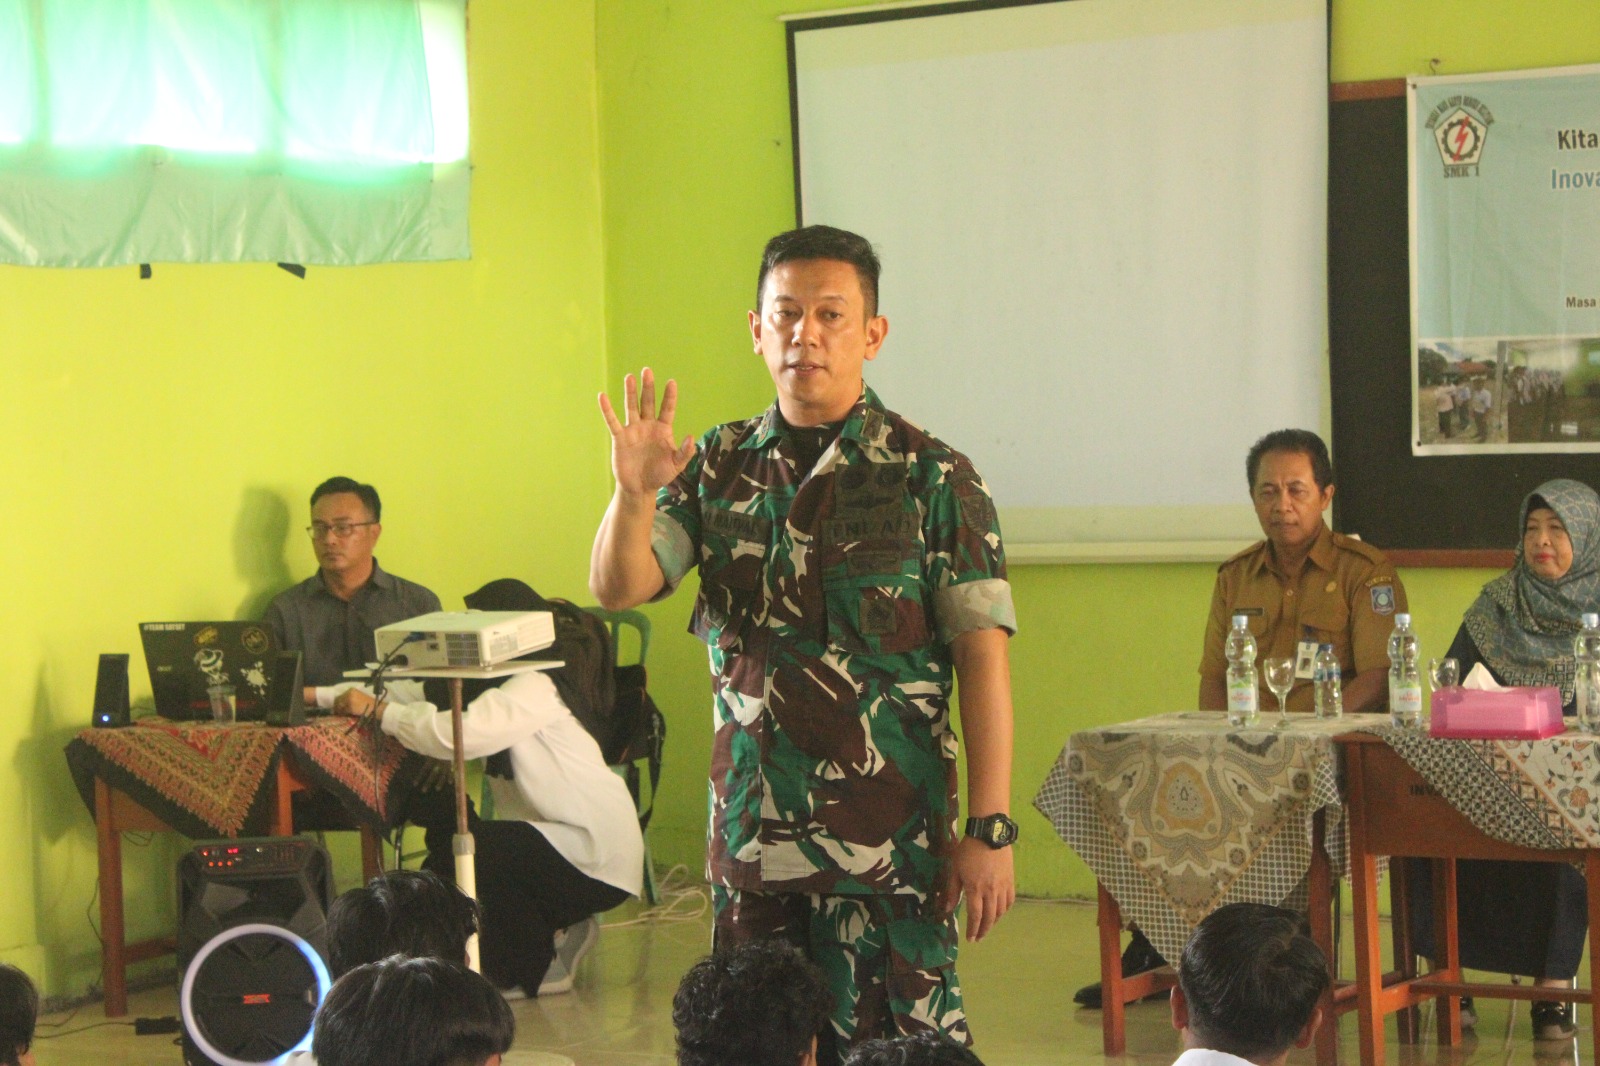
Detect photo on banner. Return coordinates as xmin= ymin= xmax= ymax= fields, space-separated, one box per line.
xmin=1411 ymin=64 xmax=1600 ymax=455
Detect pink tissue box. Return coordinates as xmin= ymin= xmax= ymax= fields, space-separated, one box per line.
xmin=1429 ymin=686 xmax=1566 ymax=739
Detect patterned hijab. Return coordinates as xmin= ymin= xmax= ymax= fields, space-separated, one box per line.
xmin=1463 ymin=478 xmax=1600 ymax=700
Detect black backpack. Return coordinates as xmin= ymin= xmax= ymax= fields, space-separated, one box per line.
xmin=460 ymin=580 xmax=663 ymax=828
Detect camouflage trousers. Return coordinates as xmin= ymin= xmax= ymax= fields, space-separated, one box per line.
xmin=711 ymin=886 xmax=969 ymax=1062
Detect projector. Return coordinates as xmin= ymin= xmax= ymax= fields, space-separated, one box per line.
xmin=374 ymin=611 xmax=555 ymax=670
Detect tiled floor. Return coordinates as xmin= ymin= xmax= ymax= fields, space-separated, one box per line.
xmin=29 ymin=891 xmax=1596 ymax=1065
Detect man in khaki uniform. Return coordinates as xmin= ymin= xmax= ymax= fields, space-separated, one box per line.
xmin=1199 ymin=428 xmax=1406 ymax=716
xmin=1075 ymin=428 xmax=1406 ymax=1011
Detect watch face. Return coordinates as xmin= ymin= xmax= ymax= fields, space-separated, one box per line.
xmin=989 ymin=820 xmax=1008 ymax=845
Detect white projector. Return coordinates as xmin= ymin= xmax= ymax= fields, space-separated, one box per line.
xmin=374 ymin=611 xmax=555 ymax=670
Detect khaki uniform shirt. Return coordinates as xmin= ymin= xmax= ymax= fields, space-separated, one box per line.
xmin=1199 ymin=526 xmax=1405 ymax=714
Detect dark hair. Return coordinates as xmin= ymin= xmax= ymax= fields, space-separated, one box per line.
xmin=311 ymin=955 xmax=513 ymax=1066
xmin=1177 ymin=903 xmax=1329 ymax=1061
xmin=311 ymin=477 xmax=382 ymax=522
xmin=326 ymin=869 xmax=481 ymax=979
xmin=0 ymin=965 xmax=37 ymax=1066
xmin=1245 ymin=429 xmax=1333 ymax=492
xmin=756 ymin=225 xmax=882 ymax=317
xmin=673 ymin=941 xmax=833 ymax=1066
xmin=843 ymin=1031 xmax=984 ymax=1066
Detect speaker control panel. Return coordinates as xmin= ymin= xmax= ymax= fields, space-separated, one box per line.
xmin=193 ymin=840 xmax=316 ymax=875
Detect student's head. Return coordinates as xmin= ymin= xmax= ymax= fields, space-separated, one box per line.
xmin=1244 ymin=429 xmax=1335 ymax=557
xmin=842 ymin=1031 xmax=984 ymax=1066
xmin=308 ymin=476 xmax=383 ymax=581
xmin=1172 ymin=903 xmax=1329 ymax=1065
xmin=673 ymin=940 xmax=833 ymax=1066
xmin=311 ymin=955 xmax=513 ymax=1066
xmin=0 ymin=965 xmax=36 ymax=1066
xmin=326 ymin=869 xmax=481 ymax=979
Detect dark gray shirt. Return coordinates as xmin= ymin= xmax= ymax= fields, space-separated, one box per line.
xmin=263 ymin=559 xmax=442 ymax=686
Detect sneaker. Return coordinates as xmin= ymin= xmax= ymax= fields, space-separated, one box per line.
xmin=498 ymin=984 xmax=528 ymax=1002
xmin=1532 ymin=1001 xmax=1577 ymax=1041
xmin=538 ymin=917 xmax=599 ymax=996
xmin=1073 ymin=929 xmax=1167 ymax=1010
xmin=1457 ymin=996 xmax=1476 ymax=1030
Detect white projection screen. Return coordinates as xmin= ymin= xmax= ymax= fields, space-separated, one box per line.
xmin=789 ymin=0 xmax=1328 ymax=562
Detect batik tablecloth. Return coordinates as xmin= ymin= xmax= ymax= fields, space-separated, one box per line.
xmin=1034 ymin=712 xmax=1390 ymax=961
xmin=1381 ymin=728 xmax=1600 ymax=850
xmin=66 ymin=716 xmax=418 ymax=840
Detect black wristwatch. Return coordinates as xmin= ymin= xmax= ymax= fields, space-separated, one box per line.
xmin=964 ymin=813 xmax=1019 ymax=849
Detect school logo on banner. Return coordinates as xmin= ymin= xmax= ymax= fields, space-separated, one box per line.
xmin=1426 ymin=96 xmax=1492 ymax=177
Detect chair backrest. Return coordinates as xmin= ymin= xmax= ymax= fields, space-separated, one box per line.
xmin=584 ymin=607 xmax=650 ymax=669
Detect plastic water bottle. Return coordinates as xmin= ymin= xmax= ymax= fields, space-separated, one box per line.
xmin=1387 ymin=613 xmax=1423 ymax=730
xmin=1225 ymin=613 xmax=1259 ymax=727
xmin=1575 ymin=612 xmax=1600 ymax=733
xmin=1313 ymin=644 xmax=1343 ymax=719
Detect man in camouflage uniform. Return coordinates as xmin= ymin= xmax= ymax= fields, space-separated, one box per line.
xmin=590 ymin=226 xmax=1018 ymax=1060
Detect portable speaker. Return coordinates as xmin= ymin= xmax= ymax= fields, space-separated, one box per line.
xmin=93 ymin=653 xmax=131 ymax=728
xmin=262 ymin=651 xmax=306 ymax=727
xmin=177 ymin=838 xmax=334 ymax=1066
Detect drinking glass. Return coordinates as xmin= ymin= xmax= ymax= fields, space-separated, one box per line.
xmin=1264 ymin=656 xmax=1296 ymax=728
xmin=1429 ymin=657 xmax=1459 ymax=692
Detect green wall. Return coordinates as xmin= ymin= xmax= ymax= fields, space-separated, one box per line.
xmin=6 ymin=0 xmax=1600 ymax=1004
xmin=0 ymin=1 xmax=610 ymax=999
xmin=594 ymin=0 xmax=1600 ymax=902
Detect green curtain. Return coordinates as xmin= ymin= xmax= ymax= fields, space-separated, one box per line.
xmin=0 ymin=0 xmax=469 ymax=267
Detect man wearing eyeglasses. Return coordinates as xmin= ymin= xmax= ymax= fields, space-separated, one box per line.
xmin=265 ymin=476 xmax=442 ymax=703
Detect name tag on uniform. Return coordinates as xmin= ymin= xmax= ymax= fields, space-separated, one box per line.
xmin=1296 ymin=640 xmax=1319 ymax=680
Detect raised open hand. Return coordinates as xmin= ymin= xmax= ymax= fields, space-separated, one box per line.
xmin=598 ymin=368 xmax=696 ymax=496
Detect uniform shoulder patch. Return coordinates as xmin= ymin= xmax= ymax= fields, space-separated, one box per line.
xmin=1332 ymin=532 xmax=1392 ymax=566
xmin=1219 ymin=540 xmax=1267 ymax=571
xmin=1369 ymin=584 xmax=1396 ymax=615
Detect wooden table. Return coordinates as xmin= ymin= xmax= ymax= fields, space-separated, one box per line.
xmin=1035 ymin=713 xmax=1401 ymax=1065
xmin=68 ymin=718 xmax=416 ymax=1016
xmin=1343 ymin=732 xmax=1600 ymax=1066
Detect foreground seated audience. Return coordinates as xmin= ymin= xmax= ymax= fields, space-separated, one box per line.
xmin=842 ymin=1032 xmax=984 ymax=1066
xmin=1170 ymin=903 xmax=1329 ymax=1066
xmin=311 ymin=956 xmax=513 ymax=1066
xmin=674 ymin=941 xmax=833 ymax=1066
xmin=0 ymin=964 xmax=36 ymax=1066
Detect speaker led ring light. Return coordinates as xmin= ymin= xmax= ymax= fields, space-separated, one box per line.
xmin=179 ymin=922 xmax=332 ymax=1066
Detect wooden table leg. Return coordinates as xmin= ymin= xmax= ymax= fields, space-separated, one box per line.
xmin=1347 ymin=747 xmax=1387 ymax=1066
xmin=1098 ymin=882 xmax=1127 ymax=1056
xmin=1389 ymin=859 xmax=1417 ymax=1043
xmin=94 ymin=779 xmax=128 ymax=1018
xmin=1307 ymin=814 xmax=1338 ymax=1066
xmin=1587 ymin=852 xmax=1600 ymax=1066
xmin=1432 ymin=858 xmax=1462 ymax=1046
xmin=360 ymin=826 xmax=383 ymax=882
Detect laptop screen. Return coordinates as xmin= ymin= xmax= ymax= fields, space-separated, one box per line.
xmin=138 ymin=621 xmax=277 ymax=721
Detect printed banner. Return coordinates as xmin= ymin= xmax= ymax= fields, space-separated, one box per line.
xmin=1411 ymin=65 xmax=1600 ymax=455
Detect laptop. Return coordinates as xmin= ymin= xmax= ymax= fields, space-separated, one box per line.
xmin=139 ymin=621 xmax=278 ymax=721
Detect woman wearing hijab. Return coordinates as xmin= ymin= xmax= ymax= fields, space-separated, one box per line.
xmin=1411 ymin=478 xmax=1600 ymax=1041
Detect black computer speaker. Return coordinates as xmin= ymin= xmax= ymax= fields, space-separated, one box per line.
xmin=262 ymin=651 xmax=306 ymax=727
xmin=93 ymin=653 xmax=130 ymax=728
xmin=178 ymin=838 xmax=334 ymax=1066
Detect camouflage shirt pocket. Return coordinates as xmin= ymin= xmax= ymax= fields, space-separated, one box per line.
xmin=821 ymin=544 xmax=930 ymax=655
xmin=692 ymin=533 xmax=765 ymax=649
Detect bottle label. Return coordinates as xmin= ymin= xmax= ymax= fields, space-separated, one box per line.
xmin=1227 ymin=680 xmax=1257 ymax=714
xmin=1392 ymin=684 xmax=1423 ymax=715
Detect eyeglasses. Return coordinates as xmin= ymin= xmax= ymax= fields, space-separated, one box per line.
xmin=307 ymin=521 xmax=377 ymax=540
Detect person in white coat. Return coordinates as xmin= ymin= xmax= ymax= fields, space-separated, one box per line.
xmin=336 ymin=655 xmax=643 ymax=997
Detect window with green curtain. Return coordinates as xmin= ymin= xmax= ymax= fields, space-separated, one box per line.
xmin=0 ymin=0 xmax=469 ymax=267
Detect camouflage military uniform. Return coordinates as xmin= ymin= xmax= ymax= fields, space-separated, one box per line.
xmin=652 ymin=386 xmax=1015 ymax=1049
